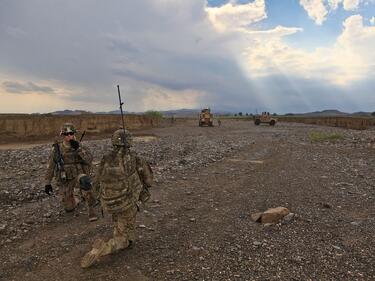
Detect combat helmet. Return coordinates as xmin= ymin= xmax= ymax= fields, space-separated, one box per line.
xmin=60 ymin=123 xmax=77 ymax=135
xmin=111 ymin=129 xmax=133 ymax=147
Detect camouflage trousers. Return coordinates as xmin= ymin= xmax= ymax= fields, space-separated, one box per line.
xmin=80 ymin=205 xmax=137 ymax=268
xmin=57 ymin=180 xmax=96 ymax=212
xmin=100 ymin=205 xmax=137 ymax=253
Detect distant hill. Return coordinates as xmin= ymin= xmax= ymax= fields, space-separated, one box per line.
xmin=159 ymin=109 xmax=199 ymax=117
xmin=351 ymin=111 xmax=372 ymax=116
xmin=300 ymin=109 xmax=348 ymax=117
xmin=47 ymin=108 xmax=374 ymax=117
xmin=291 ymin=110 xmax=373 ymax=117
xmin=49 ymin=109 xmax=92 ymax=115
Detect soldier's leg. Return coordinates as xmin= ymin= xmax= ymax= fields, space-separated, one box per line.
xmin=58 ymin=181 xmax=76 ymax=212
xmin=80 ymin=205 xmax=137 ymax=268
xmin=100 ymin=205 xmax=137 ymax=254
xmin=81 ymin=189 xmax=98 ymax=222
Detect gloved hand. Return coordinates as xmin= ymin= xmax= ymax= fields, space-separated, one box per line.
xmin=139 ymin=187 xmax=151 ymax=203
xmin=45 ymin=184 xmax=53 ymax=195
xmin=69 ymin=139 xmax=80 ymax=150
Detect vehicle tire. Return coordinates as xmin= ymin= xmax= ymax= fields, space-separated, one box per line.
xmin=270 ymin=120 xmax=275 ymax=126
xmin=254 ymin=119 xmax=260 ymax=125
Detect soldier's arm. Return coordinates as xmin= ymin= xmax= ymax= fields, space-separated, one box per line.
xmin=136 ymin=156 xmax=153 ymax=187
xmin=92 ymin=156 xmax=105 ymax=198
xmin=45 ymin=146 xmax=57 ymax=185
xmin=77 ymin=144 xmax=93 ymax=166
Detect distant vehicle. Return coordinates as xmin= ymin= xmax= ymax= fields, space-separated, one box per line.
xmin=198 ymin=108 xmax=214 ymax=127
xmin=254 ymin=112 xmax=277 ymax=126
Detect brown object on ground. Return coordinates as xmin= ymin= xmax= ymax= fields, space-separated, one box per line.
xmin=251 ymin=212 xmax=263 ymax=222
xmin=260 ymin=207 xmax=290 ymax=224
xmin=198 ymin=108 xmax=214 ymax=127
xmin=254 ymin=112 xmax=277 ymax=126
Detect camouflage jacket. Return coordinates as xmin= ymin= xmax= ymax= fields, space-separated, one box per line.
xmin=94 ymin=148 xmax=153 ymax=213
xmin=45 ymin=141 xmax=93 ymax=185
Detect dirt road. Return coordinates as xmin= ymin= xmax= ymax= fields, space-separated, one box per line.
xmin=0 ymin=120 xmax=374 ymax=280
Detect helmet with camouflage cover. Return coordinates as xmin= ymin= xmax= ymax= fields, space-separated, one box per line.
xmin=111 ymin=129 xmax=133 ymax=147
xmin=60 ymin=123 xmax=77 ymax=135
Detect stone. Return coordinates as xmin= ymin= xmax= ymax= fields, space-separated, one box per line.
xmin=282 ymin=213 xmax=295 ymax=224
xmin=250 ymin=212 xmax=262 ymax=222
xmin=261 ymin=207 xmax=290 ymax=224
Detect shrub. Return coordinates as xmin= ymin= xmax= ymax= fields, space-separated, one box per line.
xmin=308 ymin=131 xmax=344 ymax=142
xmin=145 ymin=110 xmax=163 ymax=119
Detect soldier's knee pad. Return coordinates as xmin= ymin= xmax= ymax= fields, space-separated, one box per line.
xmin=78 ymin=174 xmax=92 ymax=191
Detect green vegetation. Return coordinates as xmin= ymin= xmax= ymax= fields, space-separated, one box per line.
xmin=308 ymin=131 xmax=344 ymax=142
xmin=145 ymin=110 xmax=163 ymax=119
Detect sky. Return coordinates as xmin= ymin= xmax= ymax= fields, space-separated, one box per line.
xmin=0 ymin=0 xmax=374 ymax=114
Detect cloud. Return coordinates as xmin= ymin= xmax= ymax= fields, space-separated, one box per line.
xmin=2 ymin=81 xmax=55 ymax=94
xmin=242 ymin=14 xmax=375 ymax=85
xmin=301 ymin=0 xmax=369 ymax=24
xmin=205 ymin=0 xmax=267 ymax=31
xmin=328 ymin=0 xmax=343 ymax=9
xmin=371 ymin=17 xmax=375 ymax=25
xmin=244 ymin=25 xmax=303 ymax=37
xmin=141 ymin=87 xmax=206 ymax=111
xmin=343 ymin=0 xmax=360 ymax=10
xmin=0 ymin=1 xmax=374 ymax=114
xmin=299 ymin=0 xmax=328 ymax=25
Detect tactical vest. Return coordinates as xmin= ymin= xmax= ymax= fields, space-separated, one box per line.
xmin=58 ymin=143 xmax=86 ymax=180
xmin=100 ymin=151 xmax=143 ymax=214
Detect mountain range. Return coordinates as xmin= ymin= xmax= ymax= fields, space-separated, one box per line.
xmin=47 ymin=109 xmax=374 ymax=117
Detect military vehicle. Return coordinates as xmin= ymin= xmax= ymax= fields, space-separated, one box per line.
xmin=198 ymin=108 xmax=214 ymax=127
xmin=254 ymin=112 xmax=277 ymax=126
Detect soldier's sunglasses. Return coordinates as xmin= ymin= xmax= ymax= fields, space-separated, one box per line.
xmin=63 ymin=132 xmax=75 ymax=136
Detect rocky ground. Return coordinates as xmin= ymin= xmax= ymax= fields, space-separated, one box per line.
xmin=0 ymin=119 xmax=374 ymax=280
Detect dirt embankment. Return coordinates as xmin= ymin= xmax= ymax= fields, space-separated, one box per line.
xmin=278 ymin=116 xmax=374 ymax=130
xmin=0 ymin=114 xmax=163 ymax=144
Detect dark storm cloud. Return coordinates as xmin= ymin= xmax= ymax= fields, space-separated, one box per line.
xmin=2 ymin=81 xmax=55 ymax=94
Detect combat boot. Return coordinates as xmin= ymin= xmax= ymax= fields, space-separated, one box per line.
xmin=88 ymin=206 xmax=98 ymax=222
xmin=81 ymin=239 xmax=105 ymax=268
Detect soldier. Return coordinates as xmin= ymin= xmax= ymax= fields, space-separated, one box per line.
xmin=44 ymin=123 xmax=98 ymax=222
xmin=217 ymin=119 xmax=222 ymax=127
xmin=80 ymin=129 xmax=153 ymax=268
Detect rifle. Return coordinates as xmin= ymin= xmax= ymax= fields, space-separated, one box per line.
xmin=117 ymin=85 xmax=127 ymax=146
xmin=79 ymin=130 xmax=86 ymax=142
xmin=53 ymin=140 xmax=67 ymax=182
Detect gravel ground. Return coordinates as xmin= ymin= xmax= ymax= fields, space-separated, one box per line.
xmin=0 ymin=119 xmax=374 ymax=280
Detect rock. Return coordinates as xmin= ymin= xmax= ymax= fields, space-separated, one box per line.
xmin=192 ymin=246 xmax=201 ymax=251
xmin=321 ymin=203 xmax=332 ymax=209
xmin=332 ymin=245 xmax=342 ymax=250
xmin=281 ymin=213 xmax=295 ymax=224
xmin=261 ymin=207 xmax=290 ymax=224
xmin=253 ymin=241 xmax=262 ymax=246
xmin=250 ymin=212 xmax=262 ymax=222
xmin=0 ymin=224 xmax=7 ymax=233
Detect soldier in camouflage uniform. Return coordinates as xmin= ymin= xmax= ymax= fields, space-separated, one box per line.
xmin=80 ymin=129 xmax=153 ymax=268
xmin=44 ymin=123 xmax=98 ymax=221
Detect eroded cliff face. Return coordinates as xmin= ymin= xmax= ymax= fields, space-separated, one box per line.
xmin=0 ymin=114 xmax=159 ymax=142
xmin=278 ymin=116 xmax=373 ymax=130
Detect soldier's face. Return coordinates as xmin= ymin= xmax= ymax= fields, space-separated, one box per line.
xmin=63 ymin=132 xmax=75 ymax=142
